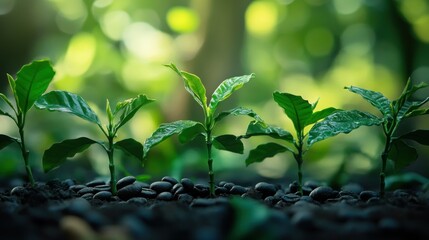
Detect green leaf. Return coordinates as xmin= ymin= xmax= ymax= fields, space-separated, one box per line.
xmin=398 ymin=130 xmax=429 ymax=146
xmin=245 ymin=142 xmax=290 ymax=166
xmin=7 ymin=74 xmax=17 ymax=104
xmin=209 ymin=74 xmax=254 ymax=112
xmin=114 ymin=138 xmax=144 ymax=161
xmin=114 ymin=94 xmax=154 ymax=131
xmin=178 ymin=123 xmax=205 ymax=143
xmin=144 ymin=120 xmax=202 ymax=158
xmin=243 ymin=121 xmax=293 ymax=142
xmin=397 ymin=98 xmax=429 ymax=121
xmin=15 ymin=60 xmax=55 ymax=113
xmin=0 ymin=92 xmax=15 ymax=112
xmin=0 ymin=134 xmax=20 ymax=151
xmin=346 ymin=86 xmax=392 ymax=119
xmin=214 ymin=107 xmax=264 ymax=124
xmin=406 ymin=108 xmax=429 ymax=118
xmin=106 ymin=99 xmax=113 ymax=124
xmin=42 ymin=137 xmax=100 ymax=172
xmin=166 ymin=64 xmax=207 ymax=113
xmin=273 ymin=92 xmax=313 ymax=133
xmin=35 ymin=90 xmax=100 ymax=125
xmin=307 ymin=107 xmax=340 ymax=126
xmin=212 ymin=134 xmax=244 ymax=154
xmin=388 ymin=139 xmax=418 ymax=171
xmin=308 ymin=110 xmax=382 ymax=146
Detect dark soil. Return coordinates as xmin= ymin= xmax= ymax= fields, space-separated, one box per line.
xmin=1 ymin=176 xmax=429 ymax=240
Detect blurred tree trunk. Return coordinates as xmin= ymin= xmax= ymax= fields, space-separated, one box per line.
xmin=179 ymin=0 xmax=251 ymax=121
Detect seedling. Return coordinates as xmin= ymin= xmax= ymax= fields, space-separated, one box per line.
xmin=143 ymin=64 xmax=262 ymax=197
xmin=244 ymin=92 xmax=338 ymax=195
xmin=309 ymin=78 xmax=429 ymax=197
xmin=0 ymin=60 xmax=55 ymax=186
xmin=35 ymin=91 xmax=153 ymax=194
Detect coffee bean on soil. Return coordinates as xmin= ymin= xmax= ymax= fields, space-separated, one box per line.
xmin=255 ymin=182 xmax=277 ymax=196
xmin=289 ymin=181 xmax=300 ymax=193
xmin=359 ymin=190 xmax=378 ymax=202
xmin=93 ymin=185 xmax=110 ymax=192
xmin=193 ymin=184 xmax=210 ymax=197
xmin=127 ymin=197 xmax=148 ymax=205
xmin=157 ymin=192 xmax=173 ymax=201
xmin=85 ymin=179 xmax=106 ymax=187
xmin=80 ymin=193 xmax=94 ymax=200
xmin=77 ymin=187 xmax=94 ymax=196
xmin=10 ymin=186 xmax=26 ymax=196
xmin=62 ymin=179 xmax=76 ymax=187
xmin=223 ymin=183 xmax=234 ymax=191
xmin=172 ymin=183 xmax=182 ymax=193
xmin=117 ymin=183 xmax=144 ymax=200
xmin=141 ymin=188 xmax=157 ymax=199
xmin=150 ymin=181 xmax=173 ymax=193
xmin=281 ymin=193 xmax=301 ymax=203
xmin=180 ymin=178 xmax=194 ymax=192
xmin=161 ymin=176 xmax=179 ymax=185
xmin=215 ymin=187 xmax=228 ymax=195
xmin=69 ymin=185 xmax=86 ymax=192
xmin=309 ymin=186 xmax=335 ymax=202
xmin=303 ymin=180 xmax=321 ymax=190
xmin=229 ymin=185 xmax=247 ymax=195
xmin=93 ymin=191 xmax=112 ymax=200
xmin=116 ymin=176 xmax=136 ymax=190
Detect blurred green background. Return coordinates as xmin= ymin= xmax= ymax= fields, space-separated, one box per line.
xmin=0 ymin=0 xmax=428 ymax=187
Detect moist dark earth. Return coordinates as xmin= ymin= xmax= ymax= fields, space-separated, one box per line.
xmin=1 ymin=176 xmax=429 ymax=240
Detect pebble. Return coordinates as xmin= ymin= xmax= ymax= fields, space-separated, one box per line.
xmin=161 ymin=176 xmax=179 ymax=185
xmin=77 ymin=187 xmax=94 ymax=196
xmin=150 ymin=181 xmax=173 ymax=193
xmin=69 ymin=185 xmax=86 ymax=192
xmin=180 ymin=178 xmax=194 ymax=192
xmin=359 ymin=190 xmax=378 ymax=202
xmin=366 ymin=197 xmax=381 ymax=205
xmin=215 ymin=187 xmax=228 ymax=195
xmin=93 ymin=191 xmax=112 ymax=200
xmin=62 ymin=179 xmax=76 ymax=187
xmin=172 ymin=183 xmax=182 ymax=193
xmin=302 ymin=186 xmax=313 ymax=196
xmin=141 ymin=188 xmax=157 ymax=199
xmin=157 ymin=192 xmax=173 ymax=201
xmin=173 ymin=186 xmax=185 ymax=196
xmin=117 ymin=183 xmax=143 ymax=200
xmin=223 ymin=183 xmax=235 ymax=191
xmin=93 ymin=185 xmax=111 ymax=192
xmin=86 ymin=179 xmax=106 ymax=187
xmin=194 ymin=184 xmax=210 ymax=197
xmin=177 ymin=194 xmax=193 ymax=204
xmin=218 ymin=181 xmax=227 ymax=187
xmin=229 ymin=185 xmax=247 ymax=195
xmin=127 ymin=197 xmax=148 ymax=205
xmin=264 ymin=196 xmax=276 ymax=206
xmin=309 ymin=186 xmax=335 ymax=202
xmin=255 ymin=182 xmax=277 ymax=196
xmin=281 ymin=193 xmax=301 ymax=203
xmin=10 ymin=186 xmax=26 ymax=196
xmin=288 ymin=181 xmax=300 ymax=193
xmin=303 ymin=180 xmax=320 ymax=190
xmin=80 ymin=193 xmax=94 ymax=200
xmin=116 ymin=176 xmax=136 ymax=190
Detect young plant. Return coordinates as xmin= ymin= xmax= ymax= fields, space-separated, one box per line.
xmin=0 ymin=60 xmax=55 ymax=186
xmin=308 ymin=78 xmax=429 ymax=197
xmin=244 ymin=92 xmax=338 ymax=195
xmin=35 ymin=91 xmax=154 ymax=195
xmin=143 ymin=64 xmax=262 ymax=197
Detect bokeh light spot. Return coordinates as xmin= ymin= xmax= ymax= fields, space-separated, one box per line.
xmin=305 ymin=28 xmax=334 ymax=57
xmin=246 ymin=1 xmax=278 ymax=37
xmin=166 ymin=7 xmax=199 ymax=33
xmin=101 ymin=11 xmax=131 ymax=40
xmin=333 ymin=0 xmax=362 ymax=15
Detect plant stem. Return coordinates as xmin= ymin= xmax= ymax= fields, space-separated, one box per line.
xmin=380 ymin=134 xmax=391 ymax=198
xmin=295 ymin=134 xmax=304 ymax=196
xmin=18 ymin=124 xmax=35 ymax=186
xmin=107 ymin=137 xmax=117 ymax=195
xmin=206 ymin=129 xmax=215 ymax=197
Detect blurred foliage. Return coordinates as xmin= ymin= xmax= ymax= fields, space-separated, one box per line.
xmin=0 ymin=0 xmax=428 ymax=185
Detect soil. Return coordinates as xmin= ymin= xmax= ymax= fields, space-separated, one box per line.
xmin=1 ymin=176 xmax=429 ymax=240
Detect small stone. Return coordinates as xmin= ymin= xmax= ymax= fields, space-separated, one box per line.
xmin=172 ymin=183 xmax=182 ymax=193
xmin=80 ymin=193 xmax=94 ymax=200
xmin=69 ymin=185 xmax=86 ymax=192
xmin=366 ymin=197 xmax=381 ymax=205
xmin=309 ymin=186 xmax=335 ymax=202
xmin=150 ymin=181 xmax=173 ymax=193
xmin=86 ymin=179 xmax=105 ymax=187
xmin=359 ymin=190 xmax=378 ymax=202
xmin=281 ymin=193 xmax=301 ymax=203
xmin=215 ymin=186 xmax=228 ymax=195
xmin=223 ymin=183 xmax=235 ymax=190
xmin=161 ymin=176 xmax=178 ymax=185
xmin=157 ymin=192 xmax=173 ymax=201
xmin=10 ymin=186 xmax=26 ymax=196
xmin=93 ymin=191 xmax=112 ymax=200
xmin=218 ymin=181 xmax=227 ymax=187
xmin=193 ymin=184 xmax=210 ymax=197
xmin=341 ymin=183 xmax=363 ymax=194
xmin=177 ymin=193 xmax=193 ymax=204
xmin=255 ymin=182 xmax=277 ymax=196
xmin=116 ymin=176 xmax=136 ymax=190
xmin=93 ymin=185 xmax=111 ymax=192
xmin=302 ymin=186 xmax=313 ymax=196
xmin=289 ymin=181 xmax=300 ymax=193
xmin=303 ymin=180 xmax=320 ymax=190
xmin=117 ymin=182 xmax=143 ymax=200
xmin=141 ymin=188 xmax=157 ymax=198
xmin=77 ymin=187 xmax=94 ymax=196
xmin=229 ymin=185 xmax=247 ymax=195
xmin=127 ymin=197 xmax=147 ymax=205
xmin=62 ymin=179 xmax=76 ymax=187
xmin=180 ymin=178 xmax=194 ymax=192
xmin=264 ymin=196 xmax=276 ymax=206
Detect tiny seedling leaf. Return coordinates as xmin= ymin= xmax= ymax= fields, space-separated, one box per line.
xmin=114 ymin=138 xmax=144 ymax=161
xmin=15 ymin=60 xmax=55 ymax=113
xmin=178 ymin=123 xmax=205 ymax=143
xmin=307 ymin=107 xmax=340 ymax=126
xmin=397 ymin=98 xmax=429 ymax=121
xmin=42 ymin=137 xmax=100 ymax=172
xmin=35 ymin=90 xmax=101 ymax=125
xmin=405 ymin=108 xmax=429 ymax=118
xmin=214 ymin=107 xmax=264 ymax=124
xmin=7 ymin=74 xmax=17 ymax=100
xmin=144 ymin=120 xmax=202 ymax=158
xmin=346 ymin=86 xmax=392 ymax=119
xmin=166 ymin=64 xmax=207 ymax=113
xmin=388 ymin=139 xmax=418 ymax=171
xmin=308 ymin=110 xmax=382 ymax=146
xmin=243 ymin=121 xmax=293 ymax=142
xmin=114 ymin=94 xmax=154 ymax=130
xmin=398 ymin=130 xmax=429 ymax=146
xmin=273 ymin=92 xmax=313 ymax=133
xmin=0 ymin=134 xmax=20 ymax=150
xmin=209 ymin=74 xmax=254 ymax=112
xmin=246 ymin=142 xmax=290 ymax=166
xmin=212 ymin=134 xmax=244 ymax=154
